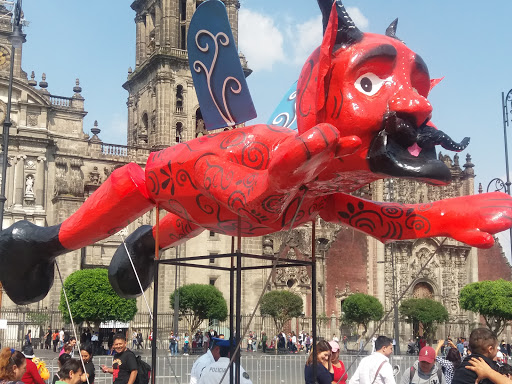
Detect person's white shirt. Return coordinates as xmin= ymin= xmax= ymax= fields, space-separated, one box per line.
xmin=349 ymin=351 xmax=396 ymax=384
xmin=59 ymin=330 xmax=64 ymax=341
xmin=198 ymin=357 xmax=252 ymax=384
xmin=333 ymin=335 xmax=340 ymax=343
xmin=190 ymin=349 xmax=215 ymax=384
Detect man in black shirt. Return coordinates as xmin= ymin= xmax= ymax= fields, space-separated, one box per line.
xmin=452 ymin=328 xmax=499 ymax=384
xmin=101 ymin=333 xmax=138 ymax=384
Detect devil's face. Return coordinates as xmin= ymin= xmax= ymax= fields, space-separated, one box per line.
xmin=297 ymin=32 xmax=468 ymax=186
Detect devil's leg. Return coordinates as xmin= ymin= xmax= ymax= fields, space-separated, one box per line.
xmin=0 ymin=163 xmax=155 ymax=304
xmin=109 ymin=212 xmax=204 ymax=298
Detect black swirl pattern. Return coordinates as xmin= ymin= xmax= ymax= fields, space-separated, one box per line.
xmin=381 ymin=205 xmax=404 ymax=219
xmin=241 ymin=142 xmax=270 ymax=170
xmin=227 ymin=191 xmax=247 ymax=210
xmin=203 ymin=160 xmax=234 ymax=191
xmin=338 ymin=202 xmax=384 ymax=234
xmin=196 ymin=194 xmax=216 ymax=215
xmin=405 ymin=214 xmax=431 ymax=234
xmin=166 ymin=199 xmax=193 ymax=221
xmin=176 ymin=169 xmax=198 ymax=190
xmin=262 ymin=194 xmax=289 ymax=214
xmin=147 ymin=170 xmax=160 ymax=195
xmin=220 ymin=131 xmax=247 ymax=149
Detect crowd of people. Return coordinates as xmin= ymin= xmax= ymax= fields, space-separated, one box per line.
xmin=303 ymin=328 xmax=512 ymax=384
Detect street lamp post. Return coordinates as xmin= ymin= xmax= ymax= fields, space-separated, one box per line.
xmin=0 ymin=0 xmax=25 ymax=231
xmin=487 ymin=89 xmax=512 ymax=258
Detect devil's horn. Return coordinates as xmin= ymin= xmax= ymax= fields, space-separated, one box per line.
xmin=317 ymin=0 xmax=363 ymax=47
xmin=385 ymin=18 xmax=398 ymax=38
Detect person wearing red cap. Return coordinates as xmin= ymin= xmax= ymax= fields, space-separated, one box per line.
xmin=400 ymin=346 xmax=445 ymax=384
xmin=329 ymin=341 xmax=347 ymax=384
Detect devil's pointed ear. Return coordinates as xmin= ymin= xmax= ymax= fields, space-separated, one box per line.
xmin=317 ymin=0 xmax=363 ymax=48
xmin=385 ymin=18 xmax=398 ymax=38
xmin=315 ymin=2 xmax=338 ymax=123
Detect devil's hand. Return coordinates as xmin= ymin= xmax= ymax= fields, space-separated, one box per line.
xmin=268 ymin=123 xmax=361 ymax=192
xmin=438 ymin=192 xmax=512 ymax=248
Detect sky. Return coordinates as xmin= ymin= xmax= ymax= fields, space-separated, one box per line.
xmin=19 ymin=1 xmax=512 ymax=259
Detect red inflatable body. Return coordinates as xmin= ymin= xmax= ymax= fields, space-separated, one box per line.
xmin=1 ymin=1 xmax=511 ymax=304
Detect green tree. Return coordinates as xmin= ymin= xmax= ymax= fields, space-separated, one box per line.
xmin=260 ymin=290 xmax=303 ymax=330
xmin=341 ymin=293 xmax=383 ymax=336
xmin=459 ymin=279 xmax=512 ymax=336
xmin=170 ymin=284 xmax=228 ymax=333
xmin=59 ymin=269 xmax=137 ymax=330
xmin=399 ymin=298 xmax=449 ymax=341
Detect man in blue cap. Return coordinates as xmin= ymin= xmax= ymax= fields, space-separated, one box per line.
xmin=190 ymin=337 xmax=225 ymax=384
xmin=198 ymin=338 xmax=252 ymax=384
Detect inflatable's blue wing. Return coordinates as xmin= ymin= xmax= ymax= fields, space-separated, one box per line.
xmin=267 ymin=81 xmax=298 ymax=130
xmin=188 ymin=0 xmax=256 ymax=131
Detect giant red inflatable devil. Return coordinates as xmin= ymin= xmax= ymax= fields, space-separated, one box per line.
xmin=1 ymin=0 xmax=511 ymax=304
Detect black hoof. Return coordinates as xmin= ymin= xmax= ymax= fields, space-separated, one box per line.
xmin=0 ymin=221 xmax=65 ymax=305
xmin=108 ymin=225 xmax=155 ymax=299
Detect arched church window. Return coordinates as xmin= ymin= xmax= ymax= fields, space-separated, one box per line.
xmin=176 ymin=85 xmax=184 ymax=112
xmin=176 ymin=122 xmax=183 ymax=143
xmin=195 ymin=108 xmax=205 ymax=137
xmin=180 ymin=0 xmax=187 ymax=21
xmin=141 ymin=113 xmax=149 ymax=134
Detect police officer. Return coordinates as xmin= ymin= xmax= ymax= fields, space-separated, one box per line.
xmin=189 ymin=337 xmax=215 ymax=384
xmin=198 ymin=338 xmax=252 ymax=384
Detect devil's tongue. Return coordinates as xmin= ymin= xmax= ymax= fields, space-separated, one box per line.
xmin=407 ymin=143 xmax=422 ymax=157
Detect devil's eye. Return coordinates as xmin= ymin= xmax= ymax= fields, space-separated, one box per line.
xmin=355 ymin=73 xmax=388 ymax=96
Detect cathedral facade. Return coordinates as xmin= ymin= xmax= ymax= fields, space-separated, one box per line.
xmin=0 ymin=0 xmax=511 ymax=347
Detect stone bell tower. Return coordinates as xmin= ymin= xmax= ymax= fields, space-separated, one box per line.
xmin=123 ymin=0 xmax=241 ymax=150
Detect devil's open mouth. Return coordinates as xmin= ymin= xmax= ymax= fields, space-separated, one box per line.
xmin=367 ymin=112 xmax=470 ymax=186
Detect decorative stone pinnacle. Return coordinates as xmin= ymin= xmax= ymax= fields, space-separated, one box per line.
xmin=28 ymin=70 xmax=36 ymax=86
xmin=91 ymin=120 xmax=100 ymax=136
xmin=39 ymin=73 xmax=48 ymax=89
xmin=73 ymin=78 xmax=82 ymax=93
xmin=128 ymin=67 xmax=132 ymax=74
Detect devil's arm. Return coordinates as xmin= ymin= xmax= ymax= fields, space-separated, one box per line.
xmin=319 ymin=192 xmax=512 ymax=248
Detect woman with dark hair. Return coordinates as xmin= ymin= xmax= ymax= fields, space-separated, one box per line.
xmin=436 ymin=339 xmax=462 ymax=384
xmin=80 ymin=344 xmax=95 ymax=384
xmin=56 ymin=359 xmax=83 ymax=384
xmin=304 ymin=340 xmax=334 ymax=384
xmin=0 ymin=347 xmax=26 ymax=384
xmin=52 ymin=353 xmax=72 ymax=384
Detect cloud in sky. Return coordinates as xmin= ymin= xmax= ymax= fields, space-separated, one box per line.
xmin=346 ymin=7 xmax=369 ymax=31
xmin=238 ymin=9 xmax=285 ymax=72
xmin=290 ymin=15 xmax=322 ymax=66
xmin=240 ymin=7 xmax=369 ymax=71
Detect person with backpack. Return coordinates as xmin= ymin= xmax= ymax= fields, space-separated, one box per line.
xmin=100 ymin=333 xmax=137 ymax=384
xmin=400 ymin=346 xmax=446 ymax=384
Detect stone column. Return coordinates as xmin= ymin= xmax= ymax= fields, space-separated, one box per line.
xmin=127 ymin=96 xmax=134 ymax=146
xmin=5 ymin=155 xmax=14 ymax=208
xmin=156 ymin=72 xmax=172 ymax=147
xmin=135 ymin=14 xmax=145 ymax=66
xmin=161 ymin=0 xmax=172 ymax=48
xmin=35 ymin=156 xmax=46 ymax=209
xmin=13 ymin=154 xmax=25 ymax=207
xmin=155 ymin=2 xmax=162 ymax=48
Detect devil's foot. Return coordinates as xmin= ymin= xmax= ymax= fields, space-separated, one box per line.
xmin=109 ymin=225 xmax=155 ymax=299
xmin=0 ymin=221 xmax=66 ymax=305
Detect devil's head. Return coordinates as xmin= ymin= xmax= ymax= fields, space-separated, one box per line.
xmin=297 ymin=0 xmax=469 ymax=186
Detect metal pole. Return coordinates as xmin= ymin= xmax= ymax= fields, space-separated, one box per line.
xmin=235 ymin=217 xmax=242 ymax=384
xmin=173 ymin=246 xmax=179 ymax=336
xmin=151 ymin=206 xmax=160 ymax=384
xmin=502 ymin=90 xmax=512 ymax=260
xmin=230 ymin=236 xmax=235 ymax=384
xmin=0 ymin=44 xmax=15 ymax=231
xmin=311 ymin=221 xmax=317 ymax=384
xmin=391 ymin=243 xmax=400 ymax=354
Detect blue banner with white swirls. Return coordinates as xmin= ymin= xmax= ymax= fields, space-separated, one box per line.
xmin=267 ymin=81 xmax=298 ymax=130
xmin=188 ymin=0 xmax=256 ymax=131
